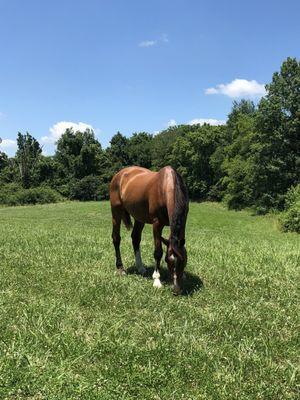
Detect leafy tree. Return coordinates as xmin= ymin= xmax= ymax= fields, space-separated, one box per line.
xmin=0 ymin=151 xmax=8 ymax=172
xmin=253 ymin=57 xmax=300 ymax=209
xmin=55 ymin=128 xmax=103 ymax=180
xmin=169 ymin=124 xmax=227 ymax=199
xmin=34 ymin=156 xmax=61 ymax=187
xmin=127 ymin=132 xmax=153 ymax=168
xmin=227 ymin=100 xmax=256 ymax=134
xmin=15 ymin=132 xmax=42 ymax=188
xmin=220 ymin=102 xmax=257 ymax=208
xmin=107 ymin=132 xmax=130 ymax=170
xmin=151 ymin=126 xmax=191 ymax=169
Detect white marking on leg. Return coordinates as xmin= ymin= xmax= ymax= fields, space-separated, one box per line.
xmin=135 ymin=250 xmax=146 ymax=275
xmin=152 ymin=270 xmax=162 ymax=288
xmin=173 ymin=273 xmax=178 ymax=287
xmin=152 ymin=270 xmax=160 ymax=279
xmin=173 ymin=273 xmax=181 ymax=294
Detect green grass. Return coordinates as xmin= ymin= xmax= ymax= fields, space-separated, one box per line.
xmin=0 ymin=201 xmax=299 ymax=399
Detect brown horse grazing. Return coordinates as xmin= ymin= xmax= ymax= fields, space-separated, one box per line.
xmin=109 ymin=166 xmax=189 ymax=294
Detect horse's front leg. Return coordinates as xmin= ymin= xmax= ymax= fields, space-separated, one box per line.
xmin=131 ymin=220 xmax=146 ymax=275
xmin=152 ymin=219 xmax=164 ymax=288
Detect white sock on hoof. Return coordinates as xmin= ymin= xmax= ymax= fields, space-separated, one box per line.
xmin=152 ymin=270 xmax=162 ymax=288
xmin=152 ymin=270 xmax=160 ymax=280
xmin=153 ymin=278 xmax=162 ymax=288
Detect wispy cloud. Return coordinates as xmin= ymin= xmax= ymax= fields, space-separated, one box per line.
xmin=167 ymin=119 xmax=177 ymax=127
xmin=139 ymin=40 xmax=157 ymax=48
xmin=188 ymin=118 xmax=226 ymax=126
xmin=138 ymin=33 xmax=169 ymax=48
xmin=163 ymin=117 xmax=225 ymax=129
xmin=41 ymin=121 xmax=96 ymax=144
xmin=0 ymin=138 xmax=17 ymax=150
xmin=205 ymin=79 xmax=266 ymax=98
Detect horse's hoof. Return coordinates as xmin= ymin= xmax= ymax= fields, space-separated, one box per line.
xmin=172 ymin=285 xmax=182 ymax=296
xmin=115 ymin=268 xmax=126 ymax=276
xmin=153 ymin=278 xmax=162 ymax=288
xmin=138 ymin=267 xmax=147 ymax=276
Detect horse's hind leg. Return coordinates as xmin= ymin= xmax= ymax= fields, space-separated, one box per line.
xmin=131 ymin=220 xmax=146 ymax=275
xmin=152 ymin=219 xmax=163 ymax=288
xmin=112 ymin=209 xmax=125 ymax=275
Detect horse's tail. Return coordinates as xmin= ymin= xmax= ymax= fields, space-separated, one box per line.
xmin=122 ymin=209 xmax=132 ymax=230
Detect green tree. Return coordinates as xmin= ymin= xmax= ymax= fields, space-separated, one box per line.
xmin=15 ymin=132 xmax=42 ymax=188
xmin=221 ymin=112 xmax=257 ymax=209
xmin=55 ymin=128 xmax=103 ymax=179
xmin=169 ymin=124 xmax=227 ymax=199
xmin=216 ymin=101 xmax=258 ymax=208
xmin=127 ymin=132 xmax=153 ymax=168
xmin=151 ymin=125 xmax=200 ymax=169
xmin=253 ymin=57 xmax=300 ymax=209
xmin=0 ymin=151 xmax=8 ymax=172
xmin=107 ymin=132 xmax=130 ymax=170
xmin=34 ymin=156 xmax=61 ymax=187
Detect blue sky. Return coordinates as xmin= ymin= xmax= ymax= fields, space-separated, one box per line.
xmin=0 ymin=0 xmax=299 ymax=155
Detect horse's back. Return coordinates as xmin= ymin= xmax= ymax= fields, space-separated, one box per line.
xmin=110 ymin=166 xmax=167 ymax=224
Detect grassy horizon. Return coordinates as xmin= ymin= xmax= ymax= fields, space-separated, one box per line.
xmin=0 ymin=201 xmax=299 ymax=399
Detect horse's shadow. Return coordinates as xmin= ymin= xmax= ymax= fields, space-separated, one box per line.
xmin=126 ymin=265 xmax=203 ymax=296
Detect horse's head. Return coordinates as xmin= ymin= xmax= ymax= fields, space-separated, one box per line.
xmin=161 ymin=236 xmax=187 ymax=295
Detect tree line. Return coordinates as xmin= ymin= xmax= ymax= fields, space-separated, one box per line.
xmin=0 ymin=58 xmax=299 ymax=230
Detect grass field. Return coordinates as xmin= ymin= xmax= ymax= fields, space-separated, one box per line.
xmin=0 ymin=201 xmax=299 ymax=399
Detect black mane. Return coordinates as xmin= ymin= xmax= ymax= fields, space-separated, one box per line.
xmin=170 ymin=169 xmax=189 ymax=245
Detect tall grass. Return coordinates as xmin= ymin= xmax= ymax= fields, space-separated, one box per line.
xmin=0 ymin=202 xmax=299 ymax=399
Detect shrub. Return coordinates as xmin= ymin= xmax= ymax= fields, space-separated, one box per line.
xmin=0 ymin=184 xmax=64 ymax=206
xmin=98 ymin=182 xmax=110 ymax=200
xmin=281 ymin=203 xmax=300 ymax=233
xmin=56 ymin=184 xmax=72 ymax=198
xmin=70 ymin=175 xmax=100 ymax=201
xmin=284 ymin=184 xmax=300 ymax=209
xmin=281 ymin=184 xmax=300 ymax=233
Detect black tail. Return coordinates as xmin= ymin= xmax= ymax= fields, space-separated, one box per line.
xmin=122 ymin=210 xmax=132 ymax=230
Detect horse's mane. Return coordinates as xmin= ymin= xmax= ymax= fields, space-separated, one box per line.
xmin=170 ymin=169 xmax=189 ymax=247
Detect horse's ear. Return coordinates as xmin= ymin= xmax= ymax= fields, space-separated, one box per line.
xmin=161 ymin=237 xmax=169 ymax=246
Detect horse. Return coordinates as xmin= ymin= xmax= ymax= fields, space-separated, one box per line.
xmin=109 ymin=166 xmax=189 ymax=294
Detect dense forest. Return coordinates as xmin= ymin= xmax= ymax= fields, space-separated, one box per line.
xmin=0 ymin=58 xmax=299 ymax=232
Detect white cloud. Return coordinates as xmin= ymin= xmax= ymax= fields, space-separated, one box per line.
xmin=0 ymin=138 xmax=17 ymax=149
xmin=41 ymin=121 xmax=95 ymax=144
xmin=139 ymin=33 xmax=169 ymax=48
xmin=139 ymin=40 xmax=157 ymax=48
xmin=188 ymin=118 xmax=226 ymax=126
xmin=167 ymin=119 xmax=177 ymax=127
xmin=205 ymin=79 xmax=266 ymax=98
